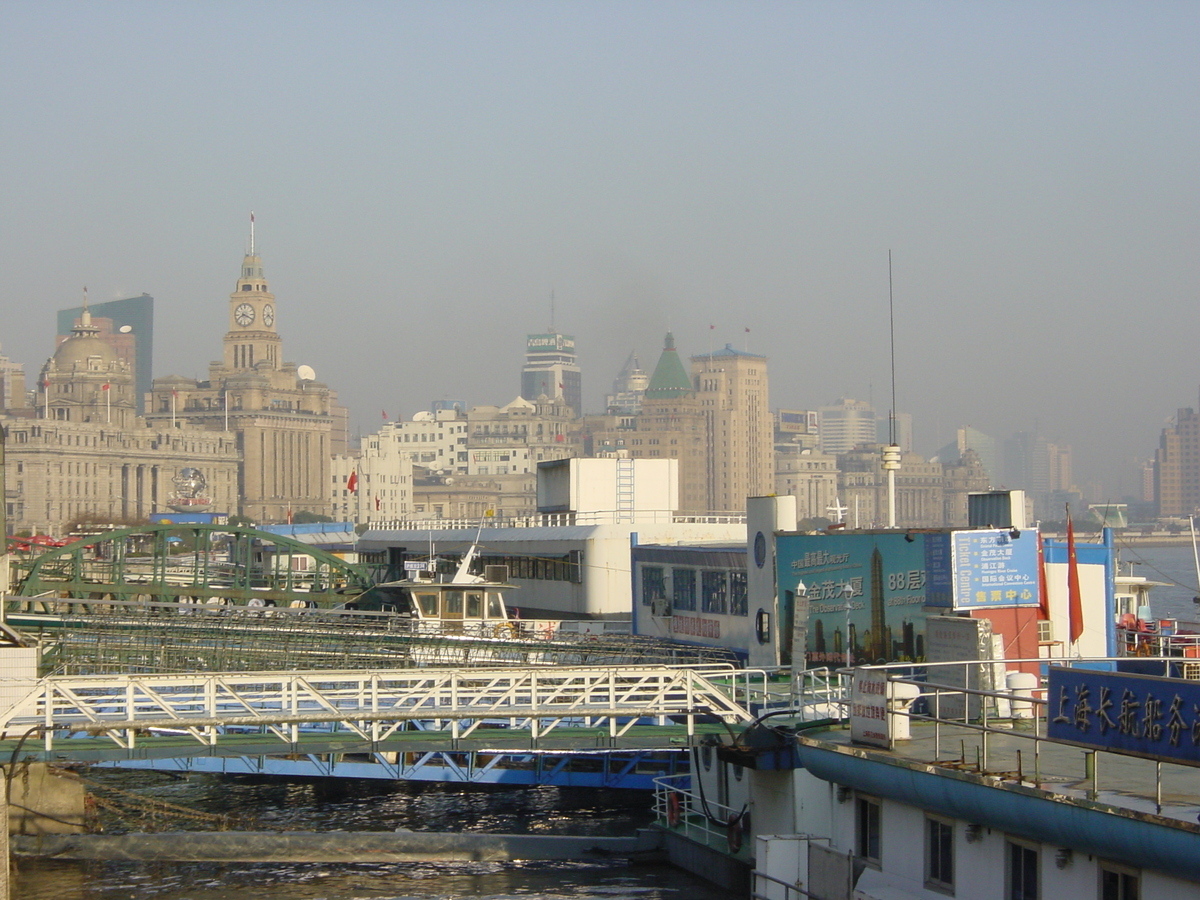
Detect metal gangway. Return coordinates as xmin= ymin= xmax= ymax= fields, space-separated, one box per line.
xmin=0 ymin=664 xmax=756 ymax=761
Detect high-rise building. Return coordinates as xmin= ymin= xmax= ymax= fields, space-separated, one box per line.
xmin=691 ymin=342 xmax=773 ymax=512
xmin=1156 ymin=406 xmax=1200 ymax=517
xmin=57 ymin=294 xmax=153 ymax=414
xmin=146 ymin=222 xmax=338 ymax=522
xmin=521 ymin=332 xmax=581 ymax=418
xmin=818 ymin=399 xmax=877 ymax=455
xmin=0 ymin=344 xmax=27 ymax=412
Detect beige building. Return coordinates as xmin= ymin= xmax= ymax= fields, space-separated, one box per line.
xmin=331 ymin=433 xmax=414 ymax=526
xmin=691 ymin=343 xmax=772 ymax=513
xmin=2 ymin=305 xmax=238 ymax=535
xmin=775 ymin=448 xmax=840 ymax=523
xmin=588 ymin=334 xmax=709 ymax=512
xmin=146 ymin=233 xmax=342 ymax=522
xmin=838 ymin=445 xmax=946 ymax=528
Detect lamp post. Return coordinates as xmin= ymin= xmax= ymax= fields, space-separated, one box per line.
xmin=841 ymin=582 xmax=854 ymax=668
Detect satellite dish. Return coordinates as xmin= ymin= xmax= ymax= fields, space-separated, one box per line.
xmin=297 ymin=365 xmax=316 ymax=382
xmin=118 ymin=325 xmax=133 ymax=334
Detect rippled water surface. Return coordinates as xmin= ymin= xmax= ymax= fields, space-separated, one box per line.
xmin=13 ymin=775 xmax=728 ymax=900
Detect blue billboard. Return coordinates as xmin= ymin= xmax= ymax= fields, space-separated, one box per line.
xmin=1047 ymin=667 xmax=1200 ymax=767
xmin=777 ymin=532 xmax=951 ymax=667
xmin=951 ymin=529 xmax=1039 ymax=609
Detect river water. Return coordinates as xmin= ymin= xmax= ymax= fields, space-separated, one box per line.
xmin=13 ymin=544 xmax=1198 ymax=899
xmin=13 ymin=777 xmax=730 ymax=900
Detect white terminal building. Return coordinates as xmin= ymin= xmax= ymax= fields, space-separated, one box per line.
xmin=357 ymin=457 xmax=745 ymax=620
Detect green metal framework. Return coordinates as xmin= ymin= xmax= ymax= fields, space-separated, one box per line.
xmin=9 ymin=523 xmax=373 ymax=607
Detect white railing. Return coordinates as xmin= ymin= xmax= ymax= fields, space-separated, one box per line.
xmin=0 ymin=664 xmax=754 ymax=754
xmin=654 ymin=773 xmax=751 ymax=857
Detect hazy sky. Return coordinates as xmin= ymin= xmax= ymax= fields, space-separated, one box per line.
xmin=2 ymin=2 xmax=1196 ymax=499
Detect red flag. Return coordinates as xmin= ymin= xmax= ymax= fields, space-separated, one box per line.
xmin=375 ymin=495 xmax=381 ymax=510
xmin=101 ymin=383 xmax=110 ymax=391
xmin=347 ymin=470 xmax=358 ymax=493
xmin=1036 ymin=533 xmax=1050 ymax=621
xmin=709 ymin=324 xmax=715 ymax=330
xmin=42 ymin=379 xmax=49 ymax=389
xmin=171 ymin=388 xmax=178 ymax=398
xmin=286 ymin=506 xmax=293 ymax=525
xmin=745 ymin=327 xmax=750 ymax=333
xmin=1066 ymin=507 xmax=1084 ymax=644
xmin=381 ymin=409 xmax=388 ymax=420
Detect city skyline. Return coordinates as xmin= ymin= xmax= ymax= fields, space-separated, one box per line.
xmin=2 ymin=3 xmax=1196 ymax=500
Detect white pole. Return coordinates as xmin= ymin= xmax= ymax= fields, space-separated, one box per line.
xmin=171 ymin=391 xmax=176 ymax=429
xmin=105 ymin=385 xmax=111 ymax=424
xmin=224 ymin=389 xmax=229 ymax=432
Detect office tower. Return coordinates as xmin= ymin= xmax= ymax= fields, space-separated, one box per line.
xmin=818 ymin=399 xmax=877 ymax=455
xmin=521 ymin=332 xmax=581 ymax=418
xmin=691 ymin=342 xmax=773 ymax=513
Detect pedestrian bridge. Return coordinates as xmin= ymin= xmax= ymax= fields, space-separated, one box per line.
xmin=0 ymin=664 xmax=759 ymax=764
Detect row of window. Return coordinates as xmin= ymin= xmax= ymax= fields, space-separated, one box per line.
xmin=855 ymin=794 xmax=1140 ymax=899
xmin=640 ymin=566 xmax=748 ymax=616
xmin=478 ymin=553 xmax=583 ymax=584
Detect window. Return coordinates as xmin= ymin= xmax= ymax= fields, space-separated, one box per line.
xmin=701 ymin=570 xmax=728 ymax=614
xmin=672 ymin=568 xmax=697 ymax=611
xmin=1007 ymin=840 xmax=1038 ymax=900
xmin=641 ymin=567 xmax=666 ymax=606
xmin=729 ymin=571 xmax=748 ymax=616
xmin=856 ymin=796 xmax=881 ymax=866
xmin=1100 ymin=863 xmax=1139 ymax=900
xmin=925 ymin=817 xmax=954 ymax=893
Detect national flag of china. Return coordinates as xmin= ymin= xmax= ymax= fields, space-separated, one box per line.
xmin=347 ymin=470 xmax=358 ymax=493
xmin=101 ymin=383 xmax=110 ymax=391
xmin=375 ymin=495 xmax=381 ymax=510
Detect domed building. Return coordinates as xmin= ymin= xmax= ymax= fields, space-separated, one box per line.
xmin=40 ymin=293 xmax=136 ymax=428
xmin=2 ymin=291 xmax=239 ymax=536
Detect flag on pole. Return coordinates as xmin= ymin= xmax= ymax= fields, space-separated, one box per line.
xmin=101 ymin=383 xmax=110 ymax=391
xmin=381 ymin=409 xmax=388 ymax=421
xmin=1066 ymin=506 xmax=1084 ymax=644
xmin=347 ymin=470 xmax=358 ymax=493
xmin=375 ymin=495 xmax=381 ymax=510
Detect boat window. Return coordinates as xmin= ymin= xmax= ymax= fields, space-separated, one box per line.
xmin=466 ymin=592 xmax=483 ymax=617
xmin=416 ymin=593 xmax=439 ymax=617
xmin=487 ymin=594 xmax=504 ymax=618
xmin=444 ymin=591 xmax=464 ymax=617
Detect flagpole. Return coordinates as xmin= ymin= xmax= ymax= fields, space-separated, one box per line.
xmin=171 ymin=391 xmax=176 ymax=429
xmin=224 ymin=389 xmax=229 ymax=431
xmin=105 ymin=385 xmax=110 ymax=423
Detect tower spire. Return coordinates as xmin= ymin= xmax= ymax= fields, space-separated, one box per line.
xmin=74 ymin=286 xmax=98 ymax=337
xmin=249 ymin=211 xmax=256 ymax=256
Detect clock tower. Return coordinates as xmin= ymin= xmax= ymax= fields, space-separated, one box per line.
xmin=223 ymin=217 xmax=281 ymax=372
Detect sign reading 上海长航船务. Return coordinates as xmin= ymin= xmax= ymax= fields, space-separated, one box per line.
xmin=1046 ymin=667 xmax=1200 ymax=766
xmin=952 ymin=529 xmax=1039 ymax=609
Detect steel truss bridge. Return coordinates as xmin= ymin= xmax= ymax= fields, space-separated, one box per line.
xmin=9 ymin=523 xmax=374 ymax=607
xmin=0 ymin=665 xmax=756 ymax=769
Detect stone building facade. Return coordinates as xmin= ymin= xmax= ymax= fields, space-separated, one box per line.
xmin=145 ymin=233 xmax=342 ymax=522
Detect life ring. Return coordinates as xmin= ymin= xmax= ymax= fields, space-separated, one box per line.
xmin=667 ymin=793 xmax=681 ymax=827
xmin=494 ymin=622 xmax=518 ymax=639
xmin=727 ymin=815 xmax=743 ymax=853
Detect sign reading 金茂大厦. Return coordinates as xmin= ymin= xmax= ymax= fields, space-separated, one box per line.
xmin=1046 ymin=667 xmax=1200 ymax=767
xmin=951 ymin=529 xmax=1039 ymax=609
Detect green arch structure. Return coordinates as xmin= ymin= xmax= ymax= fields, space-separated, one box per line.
xmin=9 ymin=523 xmax=374 ymax=608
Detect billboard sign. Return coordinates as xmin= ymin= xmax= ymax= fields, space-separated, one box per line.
xmin=952 ymin=529 xmax=1039 ymax=609
xmin=1047 ymin=666 xmax=1200 ymax=767
xmin=526 ymin=333 xmax=575 ymax=353
xmin=777 ymin=532 xmax=951 ymax=667
xmin=778 ymin=409 xmax=818 ymax=434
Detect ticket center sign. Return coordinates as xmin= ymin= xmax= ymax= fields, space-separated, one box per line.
xmin=952 ymin=529 xmax=1039 ymax=609
xmin=1047 ymin=666 xmax=1200 ymax=766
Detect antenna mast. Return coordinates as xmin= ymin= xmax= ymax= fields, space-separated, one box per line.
xmin=249 ymin=211 xmax=256 ymax=255
xmin=881 ymin=250 xmax=901 ymax=527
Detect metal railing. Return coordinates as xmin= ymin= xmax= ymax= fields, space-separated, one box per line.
xmin=849 ymin=656 xmax=1191 ymax=812
xmin=654 ymin=773 xmax=751 ymax=858
xmin=0 ymin=664 xmax=754 ymax=754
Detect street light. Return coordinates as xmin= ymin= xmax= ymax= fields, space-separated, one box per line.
xmin=841 ymin=582 xmax=854 ymax=668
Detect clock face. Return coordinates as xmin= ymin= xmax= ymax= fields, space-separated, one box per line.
xmin=263 ymin=304 xmax=274 ymax=327
xmin=234 ymin=303 xmax=255 ymax=327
